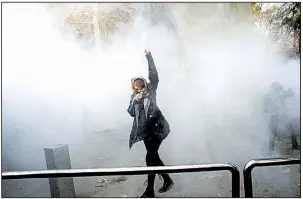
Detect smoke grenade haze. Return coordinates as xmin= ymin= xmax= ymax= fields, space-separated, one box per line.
xmin=2 ymin=3 xmax=300 ymax=191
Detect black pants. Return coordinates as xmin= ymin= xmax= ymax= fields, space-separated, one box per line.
xmin=143 ymin=135 xmax=170 ymax=191
xmin=269 ymin=116 xmax=299 ymax=151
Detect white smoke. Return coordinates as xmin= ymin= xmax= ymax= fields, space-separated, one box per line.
xmin=2 ymin=3 xmax=300 ymax=197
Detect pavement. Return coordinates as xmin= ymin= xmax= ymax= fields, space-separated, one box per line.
xmin=2 ymin=128 xmax=301 ymax=198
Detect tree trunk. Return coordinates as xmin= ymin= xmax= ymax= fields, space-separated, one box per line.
xmin=293 ymin=25 xmax=300 ymax=56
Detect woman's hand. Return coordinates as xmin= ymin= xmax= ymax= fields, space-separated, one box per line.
xmin=133 ymin=93 xmax=142 ymax=103
xmin=135 ymin=93 xmax=142 ymax=101
xmin=144 ymin=49 xmax=150 ymax=55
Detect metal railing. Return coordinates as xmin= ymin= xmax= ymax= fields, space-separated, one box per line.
xmin=243 ymin=157 xmax=300 ymax=198
xmin=2 ymin=164 xmax=241 ymax=197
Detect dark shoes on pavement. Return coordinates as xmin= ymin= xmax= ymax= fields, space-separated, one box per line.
xmin=140 ymin=189 xmax=155 ymax=198
xmin=140 ymin=178 xmax=174 ymax=197
xmin=159 ymin=178 xmax=174 ymax=193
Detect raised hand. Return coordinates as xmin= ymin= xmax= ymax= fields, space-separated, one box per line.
xmin=144 ymin=49 xmax=150 ymax=55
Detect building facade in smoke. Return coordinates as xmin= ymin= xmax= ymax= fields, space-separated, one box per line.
xmin=49 ymin=3 xmax=253 ymax=50
xmin=48 ymin=2 xmax=254 ymax=80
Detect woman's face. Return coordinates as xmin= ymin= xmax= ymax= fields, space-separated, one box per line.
xmin=134 ymin=79 xmax=145 ymax=93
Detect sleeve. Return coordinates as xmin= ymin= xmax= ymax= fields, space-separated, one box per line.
xmin=127 ymin=94 xmax=136 ymax=117
xmin=145 ymin=52 xmax=159 ymax=91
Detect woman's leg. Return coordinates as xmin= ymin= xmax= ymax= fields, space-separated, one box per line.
xmin=141 ymin=137 xmax=160 ymax=196
xmin=143 ymin=136 xmax=173 ymax=195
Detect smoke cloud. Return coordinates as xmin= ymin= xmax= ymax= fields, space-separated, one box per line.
xmin=2 ymin=3 xmax=300 ymax=197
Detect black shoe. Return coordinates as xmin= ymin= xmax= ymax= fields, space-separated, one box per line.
xmin=159 ymin=178 xmax=174 ymax=193
xmin=140 ymin=189 xmax=155 ymax=198
xmin=292 ymin=144 xmax=300 ymax=150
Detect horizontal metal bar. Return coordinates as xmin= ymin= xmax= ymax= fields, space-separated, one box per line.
xmin=244 ymin=158 xmax=300 ymax=171
xmin=243 ymin=157 xmax=300 ymax=198
xmin=2 ymin=163 xmax=240 ymax=197
xmin=2 ymin=164 xmax=232 ymax=180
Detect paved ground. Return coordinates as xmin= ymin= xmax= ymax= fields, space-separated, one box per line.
xmin=2 ymin=128 xmax=301 ymax=198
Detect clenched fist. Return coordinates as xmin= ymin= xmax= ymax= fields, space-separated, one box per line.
xmin=144 ymin=49 xmax=150 ymax=55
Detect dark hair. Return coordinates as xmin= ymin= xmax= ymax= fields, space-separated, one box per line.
xmin=134 ymin=78 xmax=146 ymax=88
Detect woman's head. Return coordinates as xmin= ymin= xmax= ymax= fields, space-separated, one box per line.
xmin=131 ymin=77 xmax=147 ymax=93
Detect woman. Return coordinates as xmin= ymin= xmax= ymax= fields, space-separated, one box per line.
xmin=127 ymin=49 xmax=174 ymax=197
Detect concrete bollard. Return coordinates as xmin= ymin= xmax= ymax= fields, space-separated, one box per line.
xmin=44 ymin=144 xmax=76 ymax=198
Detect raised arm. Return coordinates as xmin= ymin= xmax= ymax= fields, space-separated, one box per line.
xmin=145 ymin=50 xmax=159 ymax=91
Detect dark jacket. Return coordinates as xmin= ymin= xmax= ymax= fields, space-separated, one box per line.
xmin=127 ymin=52 xmax=170 ymax=149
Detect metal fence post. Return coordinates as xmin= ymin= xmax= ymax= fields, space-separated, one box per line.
xmin=243 ymin=158 xmax=300 ymax=198
xmin=44 ymin=144 xmax=76 ymax=197
xmin=230 ymin=164 xmax=240 ymax=197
